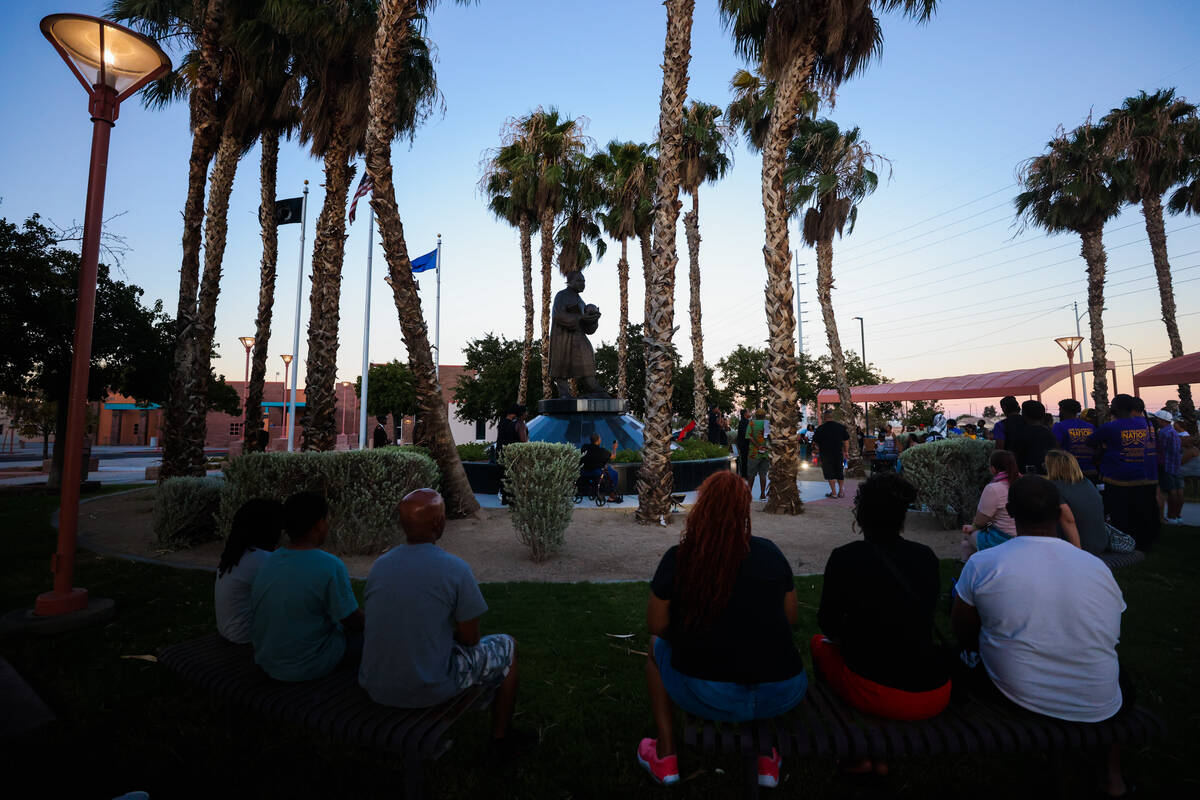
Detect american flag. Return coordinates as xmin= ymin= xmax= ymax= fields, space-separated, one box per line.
xmin=348 ymin=170 xmax=374 ymax=223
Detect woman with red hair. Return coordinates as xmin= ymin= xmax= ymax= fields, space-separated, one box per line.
xmin=637 ymin=470 xmax=806 ymax=788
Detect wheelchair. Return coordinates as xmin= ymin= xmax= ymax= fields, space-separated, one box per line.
xmin=574 ymin=468 xmax=622 ymax=507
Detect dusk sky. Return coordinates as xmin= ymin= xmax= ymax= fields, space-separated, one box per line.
xmin=3 ymin=0 xmax=1198 ymax=417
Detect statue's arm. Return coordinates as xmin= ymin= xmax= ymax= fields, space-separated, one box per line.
xmin=553 ymin=298 xmax=581 ymax=331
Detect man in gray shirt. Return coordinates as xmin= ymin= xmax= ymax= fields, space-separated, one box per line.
xmin=359 ymin=489 xmax=525 ymax=751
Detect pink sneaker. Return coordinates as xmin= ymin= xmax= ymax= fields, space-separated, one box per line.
xmin=758 ymin=748 xmax=782 ymax=788
xmin=636 ymin=738 xmax=679 ymax=786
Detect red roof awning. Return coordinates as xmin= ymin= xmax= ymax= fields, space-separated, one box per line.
xmin=1133 ymin=351 xmax=1200 ymax=390
xmin=816 ymin=361 xmax=1117 ymax=404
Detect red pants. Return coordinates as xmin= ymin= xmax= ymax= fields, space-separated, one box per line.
xmin=810 ymin=635 xmax=951 ymax=721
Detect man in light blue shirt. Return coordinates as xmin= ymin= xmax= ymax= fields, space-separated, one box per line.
xmin=250 ymin=492 xmax=362 ymax=682
xmin=360 ymin=489 xmax=527 ymax=752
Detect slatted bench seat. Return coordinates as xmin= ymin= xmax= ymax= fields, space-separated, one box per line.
xmin=158 ymin=633 xmax=490 ymax=800
xmin=1099 ymin=550 xmax=1146 ymax=570
xmin=684 ymin=682 xmax=1166 ymax=798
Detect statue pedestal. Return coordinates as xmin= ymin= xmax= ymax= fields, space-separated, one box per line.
xmin=528 ymin=397 xmax=644 ymax=452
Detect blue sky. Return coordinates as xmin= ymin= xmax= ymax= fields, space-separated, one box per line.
xmin=2 ymin=0 xmax=1198 ymax=415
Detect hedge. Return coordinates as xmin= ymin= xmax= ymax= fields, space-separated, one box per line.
xmin=499 ymin=442 xmax=579 ymax=562
xmin=154 ymin=477 xmax=223 ymax=548
xmin=215 ymin=449 xmax=440 ymax=555
xmin=899 ymin=437 xmax=994 ymax=528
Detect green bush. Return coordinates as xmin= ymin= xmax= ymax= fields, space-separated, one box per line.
xmin=899 ymin=437 xmax=994 ymax=529
xmin=154 ymin=477 xmax=223 ymax=548
xmin=216 ymin=449 xmax=440 ymax=555
xmin=613 ymin=448 xmax=643 ymax=463
xmin=455 ymin=441 xmax=490 ymax=462
xmin=670 ymin=438 xmax=731 ymax=461
xmin=499 ymin=442 xmax=579 ymax=562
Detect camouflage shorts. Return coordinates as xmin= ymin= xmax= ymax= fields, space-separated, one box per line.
xmin=450 ymin=633 xmax=514 ymax=692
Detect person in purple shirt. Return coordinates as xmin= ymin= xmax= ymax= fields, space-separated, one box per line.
xmin=1151 ymin=410 xmax=1184 ymax=524
xmin=1053 ymin=399 xmax=1097 ymax=479
xmin=1087 ymin=394 xmax=1159 ymax=551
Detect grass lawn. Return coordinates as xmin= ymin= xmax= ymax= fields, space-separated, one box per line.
xmin=1 ymin=489 xmax=1195 ymax=798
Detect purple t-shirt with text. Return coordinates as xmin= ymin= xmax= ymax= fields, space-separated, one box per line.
xmin=1088 ymin=417 xmax=1157 ymax=485
xmin=1052 ymin=418 xmax=1096 ymax=473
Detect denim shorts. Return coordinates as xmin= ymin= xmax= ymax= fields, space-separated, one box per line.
xmin=653 ymin=637 xmax=807 ymax=723
xmin=1158 ymin=472 xmax=1183 ymax=492
xmin=975 ymin=524 xmax=1012 ymax=551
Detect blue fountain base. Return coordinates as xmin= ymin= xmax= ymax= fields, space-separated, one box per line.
xmin=526 ymin=397 xmax=644 ymax=451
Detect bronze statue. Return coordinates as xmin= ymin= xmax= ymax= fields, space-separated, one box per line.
xmin=549 ymin=271 xmax=608 ymax=398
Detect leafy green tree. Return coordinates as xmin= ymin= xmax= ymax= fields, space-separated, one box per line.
xmin=717 ymin=345 xmax=769 ymax=411
xmin=982 ymin=405 xmax=997 ymax=419
xmin=903 ymin=399 xmax=946 ymax=429
xmin=453 ymin=334 xmax=544 ymax=426
xmin=672 ymin=363 xmax=731 ymax=420
xmin=1 ymin=394 xmax=56 ymax=458
xmin=595 ymin=324 xmax=653 ymax=417
xmin=354 ymin=360 xmax=416 ymax=443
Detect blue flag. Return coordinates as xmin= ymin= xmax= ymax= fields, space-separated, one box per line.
xmin=411 ymin=248 xmax=437 ymax=273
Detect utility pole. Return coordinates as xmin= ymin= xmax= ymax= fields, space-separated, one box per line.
xmin=1073 ymin=301 xmax=1089 ymax=409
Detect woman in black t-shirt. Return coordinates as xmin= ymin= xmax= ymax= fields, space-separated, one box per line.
xmin=814 ymin=473 xmax=951 ymax=735
xmin=636 ymin=471 xmax=806 ymax=788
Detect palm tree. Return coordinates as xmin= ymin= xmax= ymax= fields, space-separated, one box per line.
xmin=363 ymin=1 xmax=480 ymax=518
xmin=719 ymin=0 xmax=936 ymax=514
xmin=1016 ymin=122 xmax=1126 ymax=422
xmin=112 ymin=0 xmax=229 ymax=478
xmin=679 ymin=101 xmax=732 ymax=424
xmin=555 ymin=152 xmax=608 ymax=278
xmin=784 ymin=118 xmax=886 ymax=470
xmin=594 ymin=141 xmax=654 ymax=400
xmin=481 ymin=142 xmax=537 ymax=405
xmin=636 ymin=0 xmax=695 ymax=524
xmin=1103 ymin=89 xmax=1199 ymax=428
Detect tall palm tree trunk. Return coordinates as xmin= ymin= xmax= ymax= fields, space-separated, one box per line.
xmin=517 ymin=216 xmax=534 ymax=405
xmin=640 ymin=229 xmax=652 ymax=335
xmin=816 ymin=239 xmax=861 ymax=466
xmin=685 ymin=190 xmax=707 ymax=424
xmin=365 ymin=0 xmax=479 ymax=518
xmin=186 ymin=127 xmax=242 ymax=467
xmin=303 ymin=136 xmax=354 ymax=451
xmin=758 ymin=54 xmax=813 ymax=515
xmin=1081 ymin=228 xmax=1111 ymax=423
xmin=161 ymin=0 xmax=226 ymax=479
xmin=539 ymin=208 xmax=555 ymax=399
xmin=617 ymin=236 xmax=630 ymax=400
xmin=1141 ymin=194 xmax=1195 ymax=426
xmin=636 ymin=0 xmax=694 ymax=524
xmin=245 ymin=129 xmax=280 ymax=439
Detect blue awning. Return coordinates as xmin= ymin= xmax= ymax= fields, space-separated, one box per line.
xmin=103 ymin=403 xmax=161 ymax=410
xmin=262 ymin=401 xmax=306 ymax=408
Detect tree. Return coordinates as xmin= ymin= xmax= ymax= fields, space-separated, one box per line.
xmin=554 ymin=152 xmax=607 ymax=278
xmin=902 ymin=399 xmax=945 ymax=429
xmin=1103 ymin=89 xmax=1199 ymax=429
xmin=784 ymin=117 xmax=888 ymax=471
xmin=679 ymin=101 xmax=733 ymax=424
xmin=1 ymin=394 xmax=56 ymax=458
xmin=717 ymin=345 xmax=769 ymax=411
xmin=354 ymin=360 xmax=415 ymax=442
xmin=673 ymin=363 xmax=732 ymax=421
xmin=1016 ymin=122 xmax=1126 ymax=422
xmin=595 ymin=324 xmax=655 ymax=418
xmin=637 ymin=0 xmax=695 ymax=524
xmin=594 ymin=141 xmax=655 ymax=400
xmin=982 ymin=404 xmax=997 ymax=419
xmin=363 ymin=1 xmax=480 ymax=517
xmin=453 ymin=334 xmax=544 ymax=426
xmin=719 ymin=0 xmax=937 ymax=513
xmin=797 ymin=349 xmax=891 ymax=421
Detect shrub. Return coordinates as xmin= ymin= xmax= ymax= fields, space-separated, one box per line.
xmin=899 ymin=437 xmax=994 ymax=528
xmin=456 ymin=441 xmax=490 ymax=462
xmin=670 ymin=438 xmax=731 ymax=462
xmin=154 ymin=477 xmax=223 ymax=548
xmin=499 ymin=442 xmax=579 ymax=562
xmin=613 ymin=448 xmax=643 ymax=463
xmin=215 ymin=449 xmax=440 ymax=555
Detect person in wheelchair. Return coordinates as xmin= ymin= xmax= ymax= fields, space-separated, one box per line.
xmin=581 ymin=432 xmax=621 ymax=502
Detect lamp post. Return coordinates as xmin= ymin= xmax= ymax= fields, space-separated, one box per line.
xmin=340 ymin=381 xmax=352 ymax=440
xmin=1109 ymin=343 xmax=1136 ymax=396
xmin=1054 ymin=336 xmax=1084 ymax=401
xmin=239 ymin=336 xmax=255 ymax=428
xmin=34 ymin=15 xmax=169 ymax=617
xmin=280 ymin=354 xmax=293 ymax=440
xmin=852 ymin=316 xmax=867 ymax=432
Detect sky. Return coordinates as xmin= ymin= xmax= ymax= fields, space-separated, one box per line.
xmin=2 ymin=0 xmax=1198 ymax=419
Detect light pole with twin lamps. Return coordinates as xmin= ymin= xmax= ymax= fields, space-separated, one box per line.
xmin=33 ymin=14 xmax=170 ymax=618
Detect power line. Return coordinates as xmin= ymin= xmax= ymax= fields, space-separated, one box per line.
xmin=835 ymin=197 xmax=1014 ymax=262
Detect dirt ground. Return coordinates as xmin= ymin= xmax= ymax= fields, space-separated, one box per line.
xmin=77 ymin=486 xmax=961 ymax=582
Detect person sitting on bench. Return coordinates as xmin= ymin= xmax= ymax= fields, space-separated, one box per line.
xmin=953 ymin=475 xmax=1129 ymax=797
xmin=359 ymin=489 xmax=529 ymax=755
xmin=580 ymin=432 xmax=620 ymax=501
xmin=215 ymin=498 xmax=284 ymax=644
xmin=638 ymin=471 xmax=807 ymax=789
xmin=250 ymin=491 xmax=364 ymax=681
xmin=813 ymin=473 xmax=951 ymax=773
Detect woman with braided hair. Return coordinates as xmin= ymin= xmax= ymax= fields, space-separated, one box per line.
xmin=636 ymin=470 xmax=806 ymax=788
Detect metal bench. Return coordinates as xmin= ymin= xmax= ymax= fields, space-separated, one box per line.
xmin=158 ymin=634 xmax=490 ymax=800
xmin=683 ymin=682 xmax=1166 ymax=798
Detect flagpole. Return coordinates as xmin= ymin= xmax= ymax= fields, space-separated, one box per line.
xmin=435 ymin=234 xmax=442 ymax=383
xmin=287 ymin=181 xmax=308 ymax=453
xmin=359 ymin=213 xmax=374 ymax=450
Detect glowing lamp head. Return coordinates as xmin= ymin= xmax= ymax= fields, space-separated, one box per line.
xmin=239 ymin=336 xmax=256 ymax=351
xmin=41 ymin=14 xmax=170 ymax=104
xmin=1054 ymin=336 xmax=1084 ymax=356
xmin=281 ymin=354 xmax=293 ymax=365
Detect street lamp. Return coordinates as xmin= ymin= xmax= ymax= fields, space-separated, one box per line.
xmin=1054 ymin=336 xmax=1084 ymax=401
xmin=280 ymin=354 xmax=293 ymax=440
xmin=1109 ymin=343 xmax=1136 ymax=396
xmin=34 ymin=15 xmax=170 ymax=617
xmin=239 ymin=336 xmax=255 ymax=421
xmin=852 ymin=316 xmax=868 ymax=432
xmin=340 ymin=381 xmax=353 ymax=439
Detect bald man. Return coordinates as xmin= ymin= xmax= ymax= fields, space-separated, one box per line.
xmin=358 ymin=489 xmax=525 ymax=750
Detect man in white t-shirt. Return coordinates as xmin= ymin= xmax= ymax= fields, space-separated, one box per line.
xmin=953 ymin=475 xmax=1128 ymax=795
